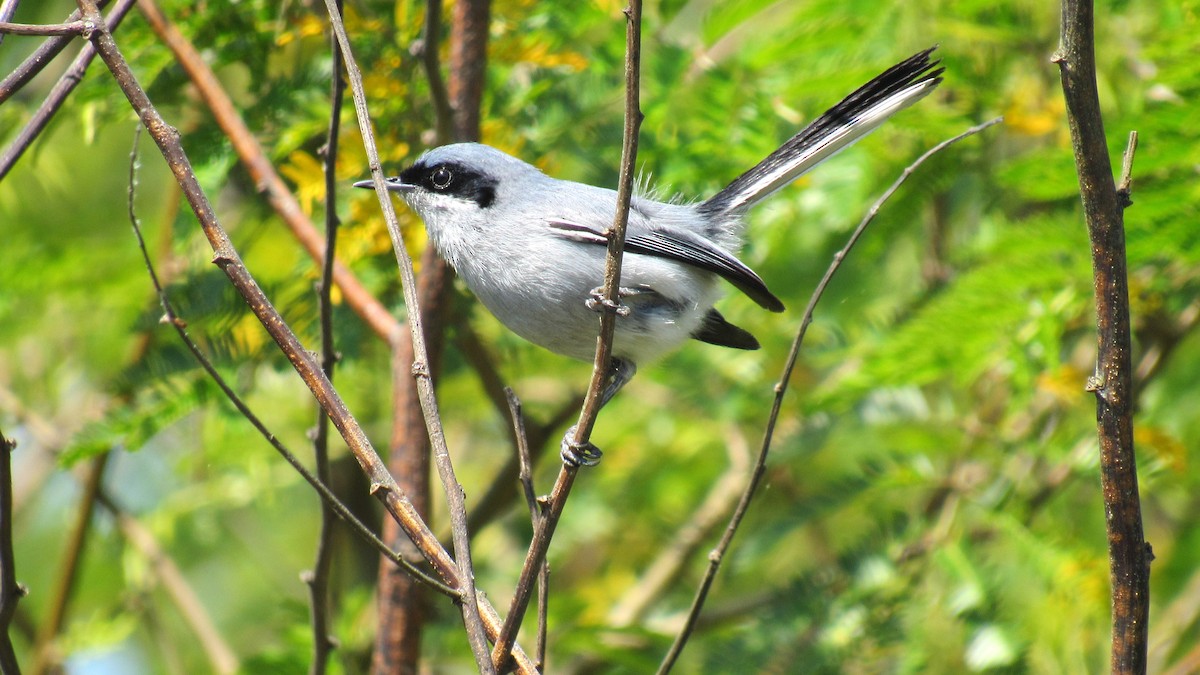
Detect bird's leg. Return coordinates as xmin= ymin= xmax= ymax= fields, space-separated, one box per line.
xmin=560 ymin=357 xmax=637 ymax=467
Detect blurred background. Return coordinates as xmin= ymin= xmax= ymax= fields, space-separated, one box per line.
xmin=1 ymin=0 xmax=1198 ymax=672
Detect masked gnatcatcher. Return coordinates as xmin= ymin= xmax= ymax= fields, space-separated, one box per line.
xmin=356 ymin=47 xmax=943 ymax=466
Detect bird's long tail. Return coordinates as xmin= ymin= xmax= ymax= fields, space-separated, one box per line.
xmin=699 ymin=47 xmax=943 ymax=216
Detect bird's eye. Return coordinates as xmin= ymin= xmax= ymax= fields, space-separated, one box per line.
xmin=431 ymin=167 xmax=453 ymax=189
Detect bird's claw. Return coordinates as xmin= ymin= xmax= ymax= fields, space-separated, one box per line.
xmin=560 ymin=425 xmax=603 ymax=467
xmin=585 ymin=286 xmax=633 ymax=317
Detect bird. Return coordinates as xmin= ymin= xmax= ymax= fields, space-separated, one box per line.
xmin=356 ymin=47 xmax=943 ymax=466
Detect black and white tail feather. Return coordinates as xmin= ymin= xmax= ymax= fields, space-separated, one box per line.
xmin=700 ymin=47 xmax=943 ymax=217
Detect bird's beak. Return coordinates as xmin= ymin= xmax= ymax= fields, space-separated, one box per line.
xmin=353 ymin=177 xmax=416 ymax=193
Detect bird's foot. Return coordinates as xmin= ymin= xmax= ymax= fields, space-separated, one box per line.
xmin=560 ymin=425 xmax=603 ymax=467
xmin=585 ymin=286 xmax=637 ymax=316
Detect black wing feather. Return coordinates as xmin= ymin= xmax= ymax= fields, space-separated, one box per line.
xmin=548 ymin=220 xmax=785 ymax=312
xmin=692 ymin=309 xmax=760 ymax=350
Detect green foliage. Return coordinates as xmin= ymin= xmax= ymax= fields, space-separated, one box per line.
xmin=4 ymin=0 xmax=1199 ymax=673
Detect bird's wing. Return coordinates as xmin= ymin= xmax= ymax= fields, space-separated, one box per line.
xmin=547 ymin=218 xmax=784 ymax=312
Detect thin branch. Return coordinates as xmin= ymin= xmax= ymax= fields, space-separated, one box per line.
xmin=372 ymin=0 xmax=462 ymax=668
xmin=493 ymin=2 xmax=643 ymax=669
xmin=458 ymin=325 xmax=582 ymax=537
xmin=0 ymin=0 xmax=137 ymax=182
xmin=609 ymin=433 xmax=750 ymax=628
xmin=0 ymin=0 xmax=19 ymax=48
xmin=0 ymin=20 xmax=88 ymax=36
xmin=134 ymin=0 xmax=399 ymax=342
xmin=657 ymin=117 xmax=1003 ymax=674
xmin=1054 ymin=0 xmax=1150 ymax=670
xmin=0 ymin=430 xmax=22 ymax=675
xmin=319 ymin=2 xmax=492 ymax=671
xmin=306 ymin=0 xmax=348 ymax=670
xmin=95 ymin=491 xmax=239 ymax=674
xmin=505 ymin=389 xmax=548 ymax=670
xmin=420 ymin=0 xmax=453 ymax=144
xmin=32 ymin=454 xmax=108 ymax=675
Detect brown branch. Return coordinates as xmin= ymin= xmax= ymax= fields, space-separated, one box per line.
xmin=657 ymin=117 xmax=1003 ymax=674
xmin=0 ymin=0 xmax=136 ymax=182
xmin=492 ymin=2 xmax=643 ymax=669
xmin=609 ymin=433 xmax=750 ymax=628
xmin=0 ymin=20 xmax=89 ymax=36
xmin=134 ymin=0 xmax=399 ymax=343
xmin=448 ymin=0 xmax=489 ymax=140
xmin=0 ymin=430 xmax=21 ymax=675
xmin=319 ymin=1 xmax=495 ymax=671
xmin=371 ymin=0 xmax=466 ymax=668
xmin=506 ymin=390 xmax=549 ymax=670
xmin=31 ymin=454 xmax=108 ymax=675
xmin=96 ymin=491 xmax=239 ymax=674
xmin=373 ymin=249 xmax=449 ymax=674
xmin=0 ymin=0 xmax=18 ymax=48
xmin=1054 ymin=1 xmax=1150 ymax=670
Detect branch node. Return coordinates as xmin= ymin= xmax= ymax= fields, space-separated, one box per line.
xmin=411 ymin=359 xmax=430 ymax=379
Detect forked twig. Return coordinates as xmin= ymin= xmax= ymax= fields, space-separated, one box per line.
xmin=657 ymin=116 xmax=1003 ymax=674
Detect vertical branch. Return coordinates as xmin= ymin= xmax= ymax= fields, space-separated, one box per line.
xmin=322 ymin=1 xmax=492 ymax=670
xmin=0 ymin=430 xmax=21 ymax=675
xmin=492 ymin=2 xmax=643 ymax=669
xmin=32 ymin=454 xmax=109 ymax=675
xmin=372 ymin=0 xmax=489 ymax=672
xmin=448 ymin=0 xmax=489 ymax=141
xmin=1053 ymin=1 xmax=1150 ymax=672
xmin=307 ymin=1 xmax=347 ymax=672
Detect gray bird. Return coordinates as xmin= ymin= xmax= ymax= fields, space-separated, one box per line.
xmin=356 ymin=47 xmax=943 ymax=465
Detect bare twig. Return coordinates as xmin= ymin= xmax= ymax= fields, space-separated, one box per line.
xmin=0 ymin=20 xmax=88 ymax=36
xmin=609 ymin=433 xmax=750 ymax=628
xmin=0 ymin=0 xmax=19 ymax=48
xmin=0 ymin=430 xmax=21 ymax=675
xmin=96 ymin=491 xmax=239 ymax=674
xmin=32 ymin=454 xmax=108 ymax=675
xmin=657 ymin=117 xmax=1003 ymax=674
xmin=319 ymin=2 xmax=492 ymax=671
xmin=506 ymin=389 xmax=549 ymax=669
xmin=420 ymin=0 xmax=453 ymax=144
xmin=306 ymin=1 xmax=348 ymax=670
xmin=372 ymin=0 xmax=464 ymax=668
xmin=493 ymin=2 xmax=644 ymax=669
xmin=0 ymin=0 xmax=136 ymax=181
xmin=1054 ymin=1 xmax=1150 ymax=670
